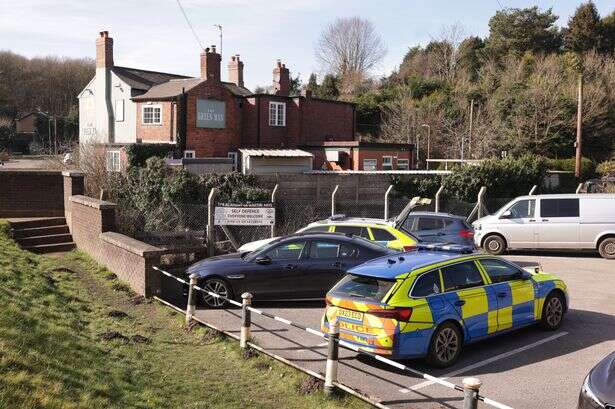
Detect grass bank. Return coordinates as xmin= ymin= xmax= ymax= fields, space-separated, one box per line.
xmin=0 ymin=220 xmax=369 ymax=409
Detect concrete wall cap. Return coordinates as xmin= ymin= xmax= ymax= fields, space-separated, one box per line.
xmin=99 ymin=231 xmax=163 ymax=257
xmin=69 ymin=195 xmax=116 ymax=209
xmin=62 ymin=170 xmax=85 ymax=177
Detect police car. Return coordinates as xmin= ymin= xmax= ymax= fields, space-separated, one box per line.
xmin=321 ymin=244 xmax=568 ymax=367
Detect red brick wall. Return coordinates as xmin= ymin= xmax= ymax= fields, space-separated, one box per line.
xmin=301 ymin=98 xmax=354 ymax=144
xmin=0 ymin=170 xmax=64 ymax=217
xmin=136 ymin=101 xmax=175 ymax=143
xmin=355 ymin=148 xmax=413 ymax=170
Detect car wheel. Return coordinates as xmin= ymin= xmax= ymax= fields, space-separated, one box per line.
xmin=483 ymin=235 xmax=506 ymax=255
xmin=540 ymin=292 xmax=565 ymax=330
xmin=427 ymin=322 xmax=462 ymax=368
xmin=199 ymin=278 xmax=232 ymax=309
xmin=598 ymin=237 xmax=615 ymax=259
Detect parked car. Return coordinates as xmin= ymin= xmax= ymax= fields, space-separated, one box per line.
xmin=396 ymin=211 xmax=475 ymax=247
xmin=321 ymin=246 xmax=568 ymax=367
xmin=187 ymin=232 xmax=397 ymax=308
xmin=578 ymin=351 xmax=615 ymax=409
xmin=473 ymin=194 xmax=615 ymax=258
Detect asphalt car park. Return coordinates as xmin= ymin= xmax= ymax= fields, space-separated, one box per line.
xmin=160 ymin=252 xmax=615 ymax=409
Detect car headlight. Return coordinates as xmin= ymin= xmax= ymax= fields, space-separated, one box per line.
xmin=581 ymin=375 xmax=605 ymax=408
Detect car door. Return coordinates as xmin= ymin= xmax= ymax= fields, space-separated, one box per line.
xmin=536 ymin=198 xmax=580 ymax=249
xmin=440 ymin=260 xmax=494 ymax=339
xmin=496 ymin=199 xmax=538 ymax=249
xmin=246 ymin=239 xmax=309 ymax=300
xmin=478 ymin=258 xmax=535 ymax=330
xmin=303 ymin=239 xmax=344 ymax=297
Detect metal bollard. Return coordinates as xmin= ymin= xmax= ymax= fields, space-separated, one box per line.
xmin=185 ymin=274 xmax=197 ymax=325
xmin=324 ymin=319 xmax=340 ymax=395
xmin=462 ymin=377 xmax=482 ymax=409
xmin=240 ymin=293 xmax=253 ymax=349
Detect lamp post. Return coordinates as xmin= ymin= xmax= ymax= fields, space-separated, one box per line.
xmin=415 ymin=132 xmax=420 ymax=169
xmin=421 ymin=124 xmax=431 ymax=170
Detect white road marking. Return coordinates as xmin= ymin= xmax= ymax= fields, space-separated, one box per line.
xmin=401 ymin=331 xmax=569 ymax=392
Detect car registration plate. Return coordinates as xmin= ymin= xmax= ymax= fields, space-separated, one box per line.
xmin=337 ymin=308 xmax=363 ymax=322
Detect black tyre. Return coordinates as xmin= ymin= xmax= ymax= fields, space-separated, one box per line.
xmin=598 ymin=237 xmax=615 ymax=259
xmin=427 ymin=322 xmax=462 ymax=368
xmin=199 ymin=278 xmax=232 ymax=308
xmin=483 ymin=234 xmax=506 ymax=255
xmin=540 ymin=292 xmax=565 ymax=330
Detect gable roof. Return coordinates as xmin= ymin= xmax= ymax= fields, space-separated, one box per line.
xmin=111 ymin=66 xmax=190 ymax=91
xmin=131 ymin=78 xmax=253 ymax=101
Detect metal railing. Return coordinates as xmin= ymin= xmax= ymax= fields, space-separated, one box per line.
xmin=153 ymin=266 xmax=514 ymax=409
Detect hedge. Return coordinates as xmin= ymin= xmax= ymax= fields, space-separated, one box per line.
xmin=124 ymin=144 xmax=177 ymax=168
xmin=596 ymin=161 xmax=615 ymax=177
xmin=546 ymin=157 xmax=596 ymax=180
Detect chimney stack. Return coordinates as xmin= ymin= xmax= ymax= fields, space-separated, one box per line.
xmin=227 ymin=54 xmax=244 ymax=87
xmin=273 ymin=60 xmax=290 ymax=96
xmin=96 ymin=31 xmax=114 ymax=68
xmin=200 ymin=45 xmax=221 ymax=82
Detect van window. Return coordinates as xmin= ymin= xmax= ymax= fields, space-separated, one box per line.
xmin=505 ymin=199 xmax=535 ymax=219
xmin=441 ymin=261 xmax=485 ymax=291
xmin=541 ymin=199 xmax=579 ymax=218
xmin=411 ymin=270 xmax=441 ymax=297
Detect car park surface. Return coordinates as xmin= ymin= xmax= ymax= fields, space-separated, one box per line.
xmin=164 ymin=252 xmax=615 ymax=408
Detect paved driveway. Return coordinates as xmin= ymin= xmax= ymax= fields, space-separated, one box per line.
xmin=162 ymin=253 xmax=615 ymax=408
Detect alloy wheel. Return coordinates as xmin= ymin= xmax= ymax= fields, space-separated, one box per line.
xmin=202 ymin=279 xmax=229 ymax=308
xmin=545 ymin=297 xmax=563 ymax=328
xmin=435 ymin=327 xmax=459 ymax=364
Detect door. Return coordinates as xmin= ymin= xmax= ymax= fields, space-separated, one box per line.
xmin=497 ymin=199 xmax=538 ymax=249
xmin=440 ymin=261 xmax=493 ymax=339
xmin=247 ymin=239 xmax=309 ymax=299
xmin=479 ymin=258 xmax=535 ymax=331
xmin=303 ymin=240 xmax=344 ymax=297
xmin=536 ymin=198 xmax=580 ymax=249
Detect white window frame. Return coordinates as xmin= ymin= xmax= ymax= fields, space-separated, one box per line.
xmin=183 ymin=150 xmax=196 ymax=159
xmin=268 ymin=101 xmax=286 ymax=127
xmin=114 ymin=99 xmax=125 ymax=122
xmin=397 ymin=158 xmax=409 ymax=170
xmin=106 ymin=150 xmax=121 ymax=172
xmin=227 ymin=152 xmax=238 ymax=170
xmin=363 ymin=159 xmax=377 ymax=171
xmin=142 ymin=104 xmax=162 ymax=125
xmin=382 ymin=156 xmax=393 ymax=170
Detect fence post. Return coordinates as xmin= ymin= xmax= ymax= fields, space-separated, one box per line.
xmin=477 ymin=186 xmax=487 ymax=219
xmin=185 ymin=273 xmax=197 ymax=325
xmin=435 ymin=185 xmax=444 ymax=213
xmin=384 ymin=185 xmax=393 ymax=219
xmin=240 ymin=292 xmax=253 ymax=349
xmin=462 ymin=377 xmax=482 ymax=409
xmin=271 ymin=184 xmax=279 ymax=238
xmin=324 ymin=319 xmax=340 ymax=395
xmin=331 ymin=185 xmax=339 ymax=217
xmin=529 ymin=185 xmax=537 ymax=195
xmin=576 ymin=182 xmax=583 ymax=193
xmin=207 ymin=188 xmax=218 ymax=257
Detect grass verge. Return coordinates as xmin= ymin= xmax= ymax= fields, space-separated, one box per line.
xmin=0 ymin=220 xmax=370 ymax=409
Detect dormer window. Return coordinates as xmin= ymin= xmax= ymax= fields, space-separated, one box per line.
xmin=269 ymin=101 xmax=286 ymax=127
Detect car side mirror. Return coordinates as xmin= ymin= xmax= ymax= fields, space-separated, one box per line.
xmin=520 ymin=271 xmax=532 ymax=280
xmin=255 ymin=255 xmax=271 ymax=265
xmin=500 ymin=210 xmax=512 ymax=219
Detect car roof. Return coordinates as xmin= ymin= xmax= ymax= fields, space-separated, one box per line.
xmin=348 ymin=251 xmax=471 ymax=279
xmin=407 ymin=211 xmax=465 ymax=219
xmin=278 ymin=231 xmax=381 ymax=244
xmin=308 ymin=217 xmax=394 ymax=226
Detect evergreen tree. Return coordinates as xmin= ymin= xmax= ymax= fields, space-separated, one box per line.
xmin=565 ymin=2 xmax=602 ymax=53
xmin=601 ymin=11 xmax=615 ymax=53
xmin=319 ymin=74 xmax=340 ymax=100
xmin=306 ymin=73 xmax=319 ymax=96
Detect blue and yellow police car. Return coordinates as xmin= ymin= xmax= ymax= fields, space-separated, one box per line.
xmin=321 ymin=245 xmax=568 ymax=367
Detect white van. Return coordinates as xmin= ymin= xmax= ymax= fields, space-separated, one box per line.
xmin=473 ymin=194 xmax=615 ymax=258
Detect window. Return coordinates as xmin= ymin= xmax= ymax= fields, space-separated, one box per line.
xmin=370 ymin=228 xmax=396 ymax=241
xmin=228 ymin=152 xmax=238 ymax=170
xmin=417 ymin=217 xmax=444 ymax=231
xmin=505 ymin=199 xmax=535 ymax=219
xmin=441 ymin=261 xmax=484 ymax=292
xmin=411 ymin=270 xmax=441 ymax=297
xmin=334 ymin=225 xmax=369 ymax=239
xmin=397 ymin=159 xmax=409 ymax=170
xmin=142 ymin=105 xmax=162 ymax=125
xmin=106 ymin=150 xmax=120 ymax=172
xmin=401 ymin=215 xmax=417 ymax=232
xmin=269 ymin=101 xmax=286 ymax=126
xmin=302 ymin=225 xmax=330 ymax=233
xmin=265 ymin=241 xmax=306 ymax=260
xmin=363 ymin=159 xmax=377 ymax=171
xmin=309 ymin=241 xmax=340 ymax=259
xmin=339 ymin=244 xmax=360 ymax=259
xmin=480 ymin=258 xmax=524 ymax=283
xmin=114 ymin=99 xmax=124 ymax=122
xmin=183 ymin=150 xmax=195 ymax=159
xmin=331 ymin=274 xmax=396 ymax=302
xmin=540 ymin=199 xmax=579 ymax=218
xmin=382 ymin=156 xmax=393 ymax=170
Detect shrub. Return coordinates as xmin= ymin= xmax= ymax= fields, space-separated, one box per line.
xmin=596 ymin=161 xmax=615 ymax=177
xmin=0 ymin=117 xmax=14 ymax=151
xmin=546 ymin=157 xmax=596 ymax=180
xmin=391 ymin=175 xmax=442 ymax=198
xmin=125 ymin=144 xmax=177 ymax=168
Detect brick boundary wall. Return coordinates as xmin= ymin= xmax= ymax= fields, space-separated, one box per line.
xmin=0 ymin=170 xmax=65 ymax=217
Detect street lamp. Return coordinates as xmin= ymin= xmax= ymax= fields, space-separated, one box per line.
xmin=421 ymin=124 xmax=431 ymax=170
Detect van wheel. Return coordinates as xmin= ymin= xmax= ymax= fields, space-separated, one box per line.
xmin=426 ymin=322 xmax=462 ymax=368
xmin=598 ymin=237 xmax=615 ymax=259
xmin=483 ymin=235 xmax=506 ymax=255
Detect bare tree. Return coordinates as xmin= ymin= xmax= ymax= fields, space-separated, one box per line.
xmin=315 ymin=17 xmax=386 ymax=94
xmin=427 ymin=24 xmax=466 ymax=83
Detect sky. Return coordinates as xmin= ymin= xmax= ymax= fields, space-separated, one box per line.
xmin=1 ymin=0 xmax=614 ymax=89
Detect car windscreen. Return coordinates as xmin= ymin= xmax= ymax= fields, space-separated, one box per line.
xmin=330 ymin=274 xmax=396 ymax=302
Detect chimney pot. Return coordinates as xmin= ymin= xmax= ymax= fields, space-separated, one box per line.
xmin=201 ymin=46 xmax=221 ymax=82
xmin=227 ymin=52 xmax=244 ymax=87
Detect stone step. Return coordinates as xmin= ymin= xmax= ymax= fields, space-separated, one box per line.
xmin=10 ymin=217 xmax=67 ymax=229
xmin=12 ymin=225 xmax=70 ymax=239
xmin=17 ymin=233 xmax=73 ymax=247
xmin=22 ymin=242 xmax=76 ymax=254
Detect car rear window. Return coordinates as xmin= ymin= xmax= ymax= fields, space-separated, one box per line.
xmin=331 ymin=274 xmax=396 ymax=302
xmin=371 ymin=228 xmax=396 ymax=241
xmin=410 ymin=270 xmax=441 ymax=297
xmin=334 ymin=225 xmax=370 ymax=239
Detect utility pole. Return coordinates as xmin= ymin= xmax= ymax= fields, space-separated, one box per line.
xmin=214 ymin=24 xmax=223 ymax=56
xmin=421 ymin=124 xmax=431 ymax=170
xmin=468 ymin=99 xmax=475 ymax=160
xmin=575 ymin=72 xmax=583 ymax=178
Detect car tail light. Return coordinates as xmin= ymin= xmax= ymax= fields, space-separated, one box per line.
xmin=367 ymin=307 xmax=413 ymax=322
xmin=458 ymin=229 xmax=474 ymax=239
xmin=403 ymin=245 xmax=417 ymax=252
